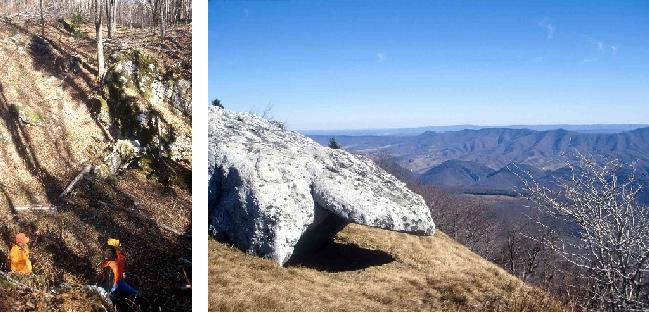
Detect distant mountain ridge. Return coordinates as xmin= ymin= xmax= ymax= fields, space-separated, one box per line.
xmin=301 ymin=124 xmax=649 ymax=137
xmin=309 ymin=127 xmax=649 ymax=200
xmin=310 ymin=127 xmax=649 ymax=172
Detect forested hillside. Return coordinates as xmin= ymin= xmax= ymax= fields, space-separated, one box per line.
xmin=0 ymin=1 xmax=192 ymax=311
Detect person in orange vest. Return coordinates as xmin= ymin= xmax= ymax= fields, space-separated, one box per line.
xmin=98 ymin=245 xmax=139 ymax=301
xmin=107 ymin=238 xmax=126 ymax=278
xmin=8 ymin=233 xmax=32 ymax=274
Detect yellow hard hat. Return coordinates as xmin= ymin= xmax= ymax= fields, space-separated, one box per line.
xmin=107 ymin=238 xmax=121 ymax=248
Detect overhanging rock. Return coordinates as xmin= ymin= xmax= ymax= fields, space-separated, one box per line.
xmin=208 ymin=107 xmax=435 ymax=265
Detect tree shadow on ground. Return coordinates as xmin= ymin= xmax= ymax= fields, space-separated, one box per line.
xmin=286 ymin=241 xmax=395 ymax=273
xmin=39 ymin=234 xmax=94 ymax=284
xmin=0 ymin=251 xmax=5 ymax=271
xmin=26 ymin=33 xmax=112 ymax=142
xmin=2 ymin=175 xmax=193 ymax=311
xmin=58 ymin=177 xmax=192 ymax=311
xmin=0 ymin=81 xmax=64 ymax=203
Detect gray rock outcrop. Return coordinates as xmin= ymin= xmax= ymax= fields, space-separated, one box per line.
xmin=101 ymin=49 xmax=192 ymax=164
xmin=209 ymin=107 xmax=435 ymax=265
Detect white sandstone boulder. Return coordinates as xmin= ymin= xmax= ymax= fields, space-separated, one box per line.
xmin=208 ymin=107 xmax=434 ymax=265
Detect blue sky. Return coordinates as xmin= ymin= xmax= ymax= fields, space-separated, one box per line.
xmin=209 ymin=1 xmax=649 ymax=130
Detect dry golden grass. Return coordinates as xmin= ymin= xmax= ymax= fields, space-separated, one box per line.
xmin=210 ymin=224 xmax=565 ymax=311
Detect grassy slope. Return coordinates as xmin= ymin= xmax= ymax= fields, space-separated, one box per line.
xmin=210 ymin=224 xmax=564 ymax=311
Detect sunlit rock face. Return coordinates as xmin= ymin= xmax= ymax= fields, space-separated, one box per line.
xmin=208 ymin=107 xmax=435 ymax=265
xmin=101 ymin=49 xmax=192 ymax=165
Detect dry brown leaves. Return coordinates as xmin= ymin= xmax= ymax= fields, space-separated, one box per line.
xmin=0 ymin=17 xmax=192 ymax=312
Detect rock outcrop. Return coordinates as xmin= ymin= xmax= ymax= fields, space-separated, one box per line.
xmin=209 ymin=107 xmax=435 ymax=265
xmin=94 ymin=139 xmax=142 ymax=178
xmin=95 ymin=49 xmax=191 ymax=187
xmin=101 ymin=49 xmax=192 ymax=165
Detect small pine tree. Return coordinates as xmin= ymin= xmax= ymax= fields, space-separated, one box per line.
xmin=211 ymin=98 xmax=223 ymax=108
xmin=328 ymin=137 xmax=341 ymax=149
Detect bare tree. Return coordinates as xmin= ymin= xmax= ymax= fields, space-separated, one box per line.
xmin=105 ymin=0 xmax=116 ymax=38
xmin=160 ymin=0 xmax=166 ymax=39
xmin=39 ymin=0 xmax=43 ymax=36
xmin=94 ymin=0 xmax=105 ymax=81
xmin=517 ymin=154 xmax=649 ymax=311
xmin=499 ymin=220 xmax=557 ymax=284
xmin=1 ymin=0 xmax=188 ymax=30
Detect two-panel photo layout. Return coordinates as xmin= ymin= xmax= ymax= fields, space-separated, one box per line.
xmin=2 ymin=0 xmax=649 ymax=312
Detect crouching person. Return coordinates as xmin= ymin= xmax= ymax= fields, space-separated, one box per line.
xmin=9 ymin=233 xmax=32 ymax=274
xmin=98 ymin=246 xmax=139 ymax=302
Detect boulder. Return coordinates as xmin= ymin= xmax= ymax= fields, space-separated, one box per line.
xmin=209 ymin=107 xmax=435 ymax=265
xmin=93 ymin=139 xmax=142 ymax=178
xmin=104 ymin=49 xmax=192 ymax=117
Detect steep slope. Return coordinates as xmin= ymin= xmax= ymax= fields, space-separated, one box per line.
xmin=474 ymin=163 xmax=546 ymax=191
xmin=420 ymin=160 xmax=494 ymax=186
xmin=210 ymin=223 xmax=564 ymax=311
xmin=0 ymin=18 xmax=191 ymax=311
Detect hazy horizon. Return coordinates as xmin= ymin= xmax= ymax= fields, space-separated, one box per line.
xmin=298 ymin=123 xmax=649 ymax=132
xmin=210 ymin=1 xmax=649 ymax=130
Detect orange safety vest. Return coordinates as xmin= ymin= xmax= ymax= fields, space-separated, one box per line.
xmin=116 ymin=250 xmax=126 ymax=276
xmin=100 ymin=260 xmax=123 ymax=286
xmin=9 ymin=244 xmax=32 ymax=274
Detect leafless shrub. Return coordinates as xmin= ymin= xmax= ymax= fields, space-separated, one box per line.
xmin=515 ymin=153 xmax=649 ymax=311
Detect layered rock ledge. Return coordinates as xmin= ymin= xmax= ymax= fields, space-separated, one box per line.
xmin=208 ymin=107 xmax=435 ymax=265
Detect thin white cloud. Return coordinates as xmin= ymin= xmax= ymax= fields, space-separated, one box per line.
xmin=580 ymin=57 xmax=598 ymax=65
xmin=585 ymin=35 xmax=616 ymax=55
xmin=539 ymin=18 xmax=555 ymax=40
xmin=376 ymin=52 xmax=387 ymax=63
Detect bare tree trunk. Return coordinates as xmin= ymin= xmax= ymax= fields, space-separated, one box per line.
xmin=159 ymin=0 xmax=165 ymax=39
xmin=105 ymin=0 xmax=116 ymax=38
xmin=95 ymin=0 xmax=105 ymax=81
xmin=39 ymin=0 xmax=43 ymax=36
xmin=507 ymin=231 xmax=516 ymax=274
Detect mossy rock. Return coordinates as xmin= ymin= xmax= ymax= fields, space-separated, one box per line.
xmin=169 ymin=170 xmax=192 ymax=190
xmin=138 ymin=155 xmax=156 ymax=176
xmin=115 ymin=140 xmax=137 ymax=159
xmin=94 ymin=140 xmax=140 ymax=178
xmin=93 ymin=164 xmax=109 ymax=178
xmin=59 ymin=18 xmax=85 ymax=38
xmin=106 ymin=49 xmax=191 ymax=116
xmin=101 ymin=49 xmax=191 ymax=186
xmin=13 ymin=104 xmax=44 ymax=125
